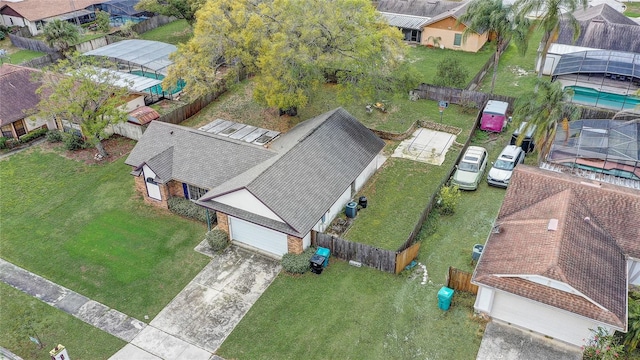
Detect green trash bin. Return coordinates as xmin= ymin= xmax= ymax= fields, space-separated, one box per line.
xmin=437 ymin=286 xmax=454 ymax=310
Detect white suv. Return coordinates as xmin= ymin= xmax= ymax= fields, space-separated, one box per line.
xmin=487 ymin=145 xmax=525 ymax=188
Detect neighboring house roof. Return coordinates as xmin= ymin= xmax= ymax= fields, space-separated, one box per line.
xmin=124 ymin=121 xmax=276 ymax=189
xmin=0 ymin=0 xmax=103 ymax=22
xmin=474 ymin=165 xmax=640 ymax=330
xmin=376 ymin=0 xmax=463 ymax=17
xmin=379 ymin=12 xmax=430 ymax=30
xmin=0 ymin=64 xmax=42 ymax=127
xmin=556 ymin=4 xmax=640 ymax=52
xmin=422 ymin=2 xmax=473 ymax=28
xmin=127 ymin=106 xmax=159 ymax=125
xmin=199 ymin=108 xmax=385 ymax=237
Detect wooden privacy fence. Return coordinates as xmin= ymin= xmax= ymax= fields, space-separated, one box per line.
xmin=314 ymin=232 xmax=421 ymax=274
xmin=157 ymin=84 xmax=228 ymax=124
xmin=447 ymin=267 xmax=478 ymax=294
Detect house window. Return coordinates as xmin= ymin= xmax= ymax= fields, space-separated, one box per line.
xmin=186 ymin=184 xmax=207 ymax=201
xmin=1 ymin=125 xmax=14 ymax=138
xmin=13 ymin=120 xmax=26 ymax=137
xmin=454 ymin=33 xmax=462 ymax=47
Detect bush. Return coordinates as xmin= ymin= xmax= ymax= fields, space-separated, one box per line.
xmin=437 ymin=184 xmax=461 ymax=215
xmin=63 ymin=133 xmax=86 ymax=151
xmin=167 ymin=197 xmax=216 ymax=224
xmin=0 ymin=137 xmax=7 ymax=149
xmin=433 ymin=58 xmax=469 ymax=89
xmin=4 ymin=138 xmax=19 ymax=149
xmin=206 ymin=229 xmax=229 ymax=252
xmin=46 ymin=130 xmax=64 ymax=143
xmin=19 ymin=128 xmax=47 ymax=143
xmin=281 ymin=247 xmax=316 ymax=274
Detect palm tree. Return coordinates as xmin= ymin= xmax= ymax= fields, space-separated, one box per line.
xmin=512 ymin=79 xmax=580 ymax=161
xmin=43 ymin=19 xmax=80 ymax=56
xmin=457 ymin=0 xmax=529 ymax=94
xmin=513 ymin=0 xmax=587 ymax=78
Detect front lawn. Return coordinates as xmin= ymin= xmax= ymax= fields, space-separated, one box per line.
xmin=0 ymin=282 xmax=125 ymax=360
xmin=139 ymin=19 xmax=193 ymax=45
xmin=0 ymin=147 xmax=210 ymax=319
xmin=345 ymin=156 xmax=457 ymax=251
xmin=217 ymin=260 xmax=484 ymax=360
xmin=624 ymin=2 xmax=640 ymax=17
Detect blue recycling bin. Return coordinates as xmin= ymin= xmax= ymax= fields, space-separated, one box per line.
xmin=437 ymin=286 xmax=455 ymax=310
xmin=316 ymin=247 xmax=330 ymax=267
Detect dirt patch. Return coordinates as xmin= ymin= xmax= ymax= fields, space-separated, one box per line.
xmin=41 ymin=135 xmax=136 ymax=165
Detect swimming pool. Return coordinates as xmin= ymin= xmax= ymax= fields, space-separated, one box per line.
xmin=567 ymin=86 xmax=640 ymax=111
xmin=130 ymin=70 xmax=185 ymax=95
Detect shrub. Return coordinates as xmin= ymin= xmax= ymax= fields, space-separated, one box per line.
xmin=4 ymin=138 xmax=19 ymax=149
xmin=583 ymin=327 xmax=624 ymax=360
xmin=281 ymin=247 xmax=316 ymax=274
xmin=0 ymin=137 xmax=7 ymax=149
xmin=63 ymin=133 xmax=86 ymax=151
xmin=433 ymin=58 xmax=469 ymax=89
xmin=167 ymin=197 xmax=216 ymax=224
xmin=19 ymin=128 xmax=47 ymax=143
xmin=437 ymin=184 xmax=461 ymax=215
xmin=206 ymin=229 xmax=229 ymax=253
xmin=46 ymin=130 xmax=64 ymax=143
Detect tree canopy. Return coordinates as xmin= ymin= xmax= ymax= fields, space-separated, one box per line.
xmin=164 ymin=0 xmax=411 ymax=111
xmin=135 ymin=0 xmax=205 ymax=25
xmin=36 ymin=54 xmax=132 ymax=158
xmin=43 ymin=19 xmax=79 ymax=56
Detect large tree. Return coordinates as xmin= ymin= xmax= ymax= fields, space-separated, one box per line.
xmin=163 ymin=0 xmax=409 ymax=112
xmin=36 ymin=54 xmax=132 ymax=158
xmin=512 ymin=79 xmax=580 ymax=161
xmin=135 ymin=0 xmax=205 ymax=26
xmin=42 ymin=19 xmax=79 ymax=56
xmin=458 ymin=0 xmax=529 ymax=94
xmin=513 ymin=0 xmax=587 ymax=78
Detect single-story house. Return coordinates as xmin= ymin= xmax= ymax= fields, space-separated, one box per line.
xmin=539 ymin=3 xmax=640 ymax=75
xmin=125 ymin=108 xmax=386 ymax=258
xmin=378 ymin=0 xmax=488 ymax=52
xmin=0 ymin=0 xmax=103 ymax=36
xmin=0 ymin=64 xmax=56 ymax=139
xmin=473 ymin=165 xmax=640 ymax=347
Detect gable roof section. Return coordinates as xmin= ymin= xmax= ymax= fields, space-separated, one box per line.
xmin=473 ymin=165 xmax=639 ymax=329
xmin=556 ymin=5 xmax=640 ymax=52
xmin=0 ymin=64 xmax=42 ymax=126
xmin=422 ymin=2 xmax=473 ymax=28
xmin=377 ymin=0 xmax=463 ymax=17
xmin=199 ymin=108 xmax=385 ymax=236
xmin=0 ymin=0 xmax=103 ymax=22
xmin=379 ymin=12 xmax=431 ymax=30
xmin=125 ymin=121 xmax=275 ymax=189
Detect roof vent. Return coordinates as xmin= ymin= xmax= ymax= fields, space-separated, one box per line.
xmin=547 ymin=218 xmax=558 ymax=231
xmin=584 ymin=216 xmax=591 ymax=223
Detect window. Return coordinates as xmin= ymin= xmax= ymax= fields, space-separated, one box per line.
xmin=454 ymin=33 xmax=462 ymax=47
xmin=1 ymin=125 xmax=14 ymax=139
xmin=187 ymin=184 xmax=207 ymax=201
xmin=13 ymin=120 xmax=26 ymax=137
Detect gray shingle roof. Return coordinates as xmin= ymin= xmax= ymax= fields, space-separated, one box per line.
xmin=571 ymin=3 xmax=637 ymax=24
xmin=200 ymin=108 xmax=385 ymax=236
xmin=379 ymin=12 xmax=431 ymax=30
xmin=377 ymin=0 xmax=463 ymax=17
xmin=125 ymin=121 xmax=275 ymax=188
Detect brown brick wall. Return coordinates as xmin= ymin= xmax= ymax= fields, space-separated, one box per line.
xmin=217 ymin=212 xmax=229 ymax=233
xmin=131 ymin=171 xmax=170 ymax=209
xmin=167 ymin=180 xmax=184 ymax=198
xmin=287 ymin=235 xmax=303 ymax=254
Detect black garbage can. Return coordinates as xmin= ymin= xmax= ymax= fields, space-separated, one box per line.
xmin=310 ymin=254 xmax=326 ymax=274
xmin=358 ymin=196 xmax=368 ymax=208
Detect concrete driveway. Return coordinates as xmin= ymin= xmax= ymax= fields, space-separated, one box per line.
xmin=392 ymin=128 xmax=457 ymax=166
xmin=476 ymin=321 xmax=582 ymax=360
xmin=111 ymin=246 xmax=281 ymax=359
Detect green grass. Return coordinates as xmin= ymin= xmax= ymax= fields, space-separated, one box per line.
xmin=408 ymin=41 xmax=496 ymax=84
xmin=476 ymin=27 xmax=545 ymax=98
xmin=139 ymin=19 xmax=193 ymax=45
xmin=624 ymin=2 xmax=640 ymax=17
xmin=345 ymin=156 xmax=457 ymax=250
xmin=1 ymin=49 xmax=46 ymax=65
xmin=217 ymin=260 xmax=484 ymax=360
xmin=0 ymin=282 xmax=125 ymax=360
xmin=0 ymin=147 xmax=210 ymax=319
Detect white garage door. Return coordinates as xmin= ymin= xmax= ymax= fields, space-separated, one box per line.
xmin=229 ymin=217 xmax=288 ymax=257
xmin=491 ymin=291 xmax=598 ymax=346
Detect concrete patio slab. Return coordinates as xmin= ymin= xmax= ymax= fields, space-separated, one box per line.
xmin=476 ymin=321 xmax=582 ymax=360
xmin=392 ymin=128 xmax=456 ymax=165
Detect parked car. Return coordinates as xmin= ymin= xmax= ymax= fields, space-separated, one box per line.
xmin=510 ymin=122 xmax=536 ymax=153
xmin=487 ymin=145 xmax=525 ymax=188
xmin=452 ymin=146 xmax=488 ymax=190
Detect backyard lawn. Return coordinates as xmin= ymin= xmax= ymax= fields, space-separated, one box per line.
xmin=217 ymin=260 xmax=484 ymax=360
xmin=0 ymin=146 xmax=210 ymax=320
xmin=0 ymin=282 xmax=125 ymax=360
xmin=625 ymin=2 xmax=640 ymax=17
xmin=139 ymin=19 xmax=193 ymax=45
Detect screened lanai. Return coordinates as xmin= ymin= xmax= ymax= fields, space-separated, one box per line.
xmin=83 ymin=40 xmax=176 ymax=76
xmin=547 ymin=117 xmax=640 ymax=180
xmin=552 ymin=50 xmax=640 ymax=110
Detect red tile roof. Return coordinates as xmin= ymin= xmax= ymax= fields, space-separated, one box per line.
xmin=0 ymin=0 xmax=103 ymax=22
xmin=0 ymin=64 xmax=42 ymax=126
xmin=473 ymin=165 xmax=639 ymax=330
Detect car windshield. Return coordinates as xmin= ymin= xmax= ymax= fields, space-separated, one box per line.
xmin=494 ymin=159 xmax=515 ymax=170
xmin=458 ymin=161 xmax=479 ymax=172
